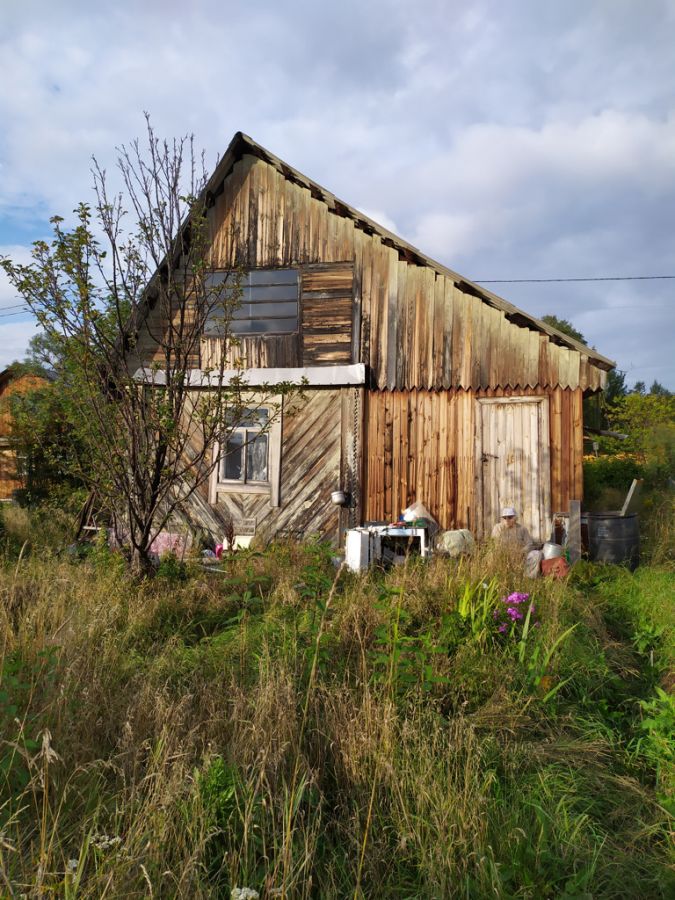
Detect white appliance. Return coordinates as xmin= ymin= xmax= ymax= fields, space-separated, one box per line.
xmin=345 ymin=528 xmax=382 ymax=572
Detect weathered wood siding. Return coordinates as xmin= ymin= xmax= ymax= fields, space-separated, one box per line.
xmin=199 ymin=263 xmax=354 ymax=369
xmin=181 ymin=387 xmax=360 ymax=542
xmin=363 ymin=387 xmax=584 ymax=532
xmin=131 ymin=140 xmax=608 ymax=541
xmin=198 ymin=152 xmax=608 ymax=391
xmin=301 ymin=264 xmax=353 ymax=364
xmin=475 ymin=397 xmax=551 ymax=541
xmin=0 ymin=372 xmax=49 ymax=500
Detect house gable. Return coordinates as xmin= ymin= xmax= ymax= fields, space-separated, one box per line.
xmin=152 ymin=136 xmax=612 ymax=392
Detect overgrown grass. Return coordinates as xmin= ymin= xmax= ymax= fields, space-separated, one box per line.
xmin=1 ymin=508 xmax=673 ymax=898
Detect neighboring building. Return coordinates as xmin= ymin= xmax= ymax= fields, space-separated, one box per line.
xmin=134 ymin=133 xmax=614 ymax=543
xmin=0 ymin=366 xmax=48 ymax=501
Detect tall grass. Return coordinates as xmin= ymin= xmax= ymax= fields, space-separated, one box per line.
xmin=1 ymin=508 xmax=673 ymax=897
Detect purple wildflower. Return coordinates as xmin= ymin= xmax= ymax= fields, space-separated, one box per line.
xmin=506 ymin=606 xmax=523 ymax=621
xmin=507 ymin=592 xmax=530 ymax=604
xmin=498 ymin=623 xmax=508 ymax=633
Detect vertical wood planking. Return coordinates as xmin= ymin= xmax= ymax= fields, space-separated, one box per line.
xmin=385 ymin=252 xmax=400 ymax=389
xmin=365 ymin=387 xmax=576 ymax=531
xmin=384 ymin=389 xmax=394 ymax=520
xmin=441 ymin=280 xmax=454 ymax=388
xmin=352 ymin=231 xmax=363 ymax=364
xmin=431 ymin=274 xmax=443 ymax=389
xmin=374 ymin=392 xmax=385 ymax=520
xmin=560 ymin=389 xmax=571 ymax=509
xmin=422 ymin=268 xmax=436 ymax=389
xmin=427 ymin=390 xmax=437 ymax=512
xmin=367 ymin=236 xmax=381 ymax=379
xmin=452 ymin=289 xmax=468 ymax=387
xmin=539 ymin=398 xmax=552 ymax=537
xmin=359 ymin=233 xmax=373 ymax=367
xmin=204 ymin=152 xmax=608 ymax=394
xmin=550 ymin=388 xmax=563 ymax=512
xmin=572 ymin=388 xmax=583 ymax=501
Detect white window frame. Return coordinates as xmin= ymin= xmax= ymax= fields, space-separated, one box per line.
xmin=209 ymin=397 xmax=282 ymax=507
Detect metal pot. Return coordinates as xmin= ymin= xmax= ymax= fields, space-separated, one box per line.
xmin=542 ymin=541 xmax=564 ymax=560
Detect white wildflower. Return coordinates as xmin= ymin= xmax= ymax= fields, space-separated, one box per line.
xmin=66 ymin=858 xmax=79 ymax=873
xmin=92 ymin=833 xmax=123 ymax=851
xmin=231 ymin=889 xmax=260 ymax=900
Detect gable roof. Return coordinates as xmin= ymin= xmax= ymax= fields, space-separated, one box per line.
xmin=200 ymin=132 xmax=613 ymax=373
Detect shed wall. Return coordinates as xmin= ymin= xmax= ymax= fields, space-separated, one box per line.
xmin=363 ymin=387 xmax=584 ymax=532
xmin=180 ymin=387 xmax=355 ymax=542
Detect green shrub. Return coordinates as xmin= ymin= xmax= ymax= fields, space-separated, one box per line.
xmin=583 ymin=454 xmax=646 ymax=507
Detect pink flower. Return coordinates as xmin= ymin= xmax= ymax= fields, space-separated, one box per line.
xmin=506 ymin=607 xmax=523 ymax=620
xmin=498 ymin=623 xmax=508 ymax=633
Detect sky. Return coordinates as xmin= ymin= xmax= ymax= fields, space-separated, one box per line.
xmin=1 ymin=0 xmax=674 ymax=387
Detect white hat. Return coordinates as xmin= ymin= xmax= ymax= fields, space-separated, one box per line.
xmin=501 ymin=506 xmax=517 ymax=518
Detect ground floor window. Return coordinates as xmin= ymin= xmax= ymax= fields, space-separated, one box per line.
xmin=220 ymin=408 xmax=270 ymax=484
xmin=210 ymin=401 xmax=282 ymax=506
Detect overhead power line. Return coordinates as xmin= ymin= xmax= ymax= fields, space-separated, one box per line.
xmin=474 ymin=275 xmax=675 ymax=283
xmin=0 ymin=307 xmax=30 ymax=318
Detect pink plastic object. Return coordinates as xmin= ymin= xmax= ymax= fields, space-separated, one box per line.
xmin=215 ymin=544 xmax=223 ymax=559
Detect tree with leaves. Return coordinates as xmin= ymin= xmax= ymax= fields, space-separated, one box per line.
xmin=541 ymin=314 xmax=586 ymax=345
xmin=1 ymin=119 xmax=291 ymax=572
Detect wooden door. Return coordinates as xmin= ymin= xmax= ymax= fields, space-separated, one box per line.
xmin=476 ymin=397 xmax=551 ymax=541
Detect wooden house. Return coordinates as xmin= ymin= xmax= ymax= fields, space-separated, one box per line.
xmin=0 ymin=366 xmax=49 ymax=501
xmin=134 ymin=133 xmax=614 ymax=544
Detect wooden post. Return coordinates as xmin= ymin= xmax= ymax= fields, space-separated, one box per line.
xmin=568 ymin=499 xmax=582 ymax=564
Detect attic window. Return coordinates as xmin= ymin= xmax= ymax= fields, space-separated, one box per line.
xmin=205 ymin=268 xmax=299 ymax=336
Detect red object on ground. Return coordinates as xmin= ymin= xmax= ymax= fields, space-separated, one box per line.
xmin=541 ymin=557 xmax=570 ymax=579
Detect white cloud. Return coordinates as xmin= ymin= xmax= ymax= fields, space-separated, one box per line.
xmin=0 ymin=0 xmax=673 ymax=387
xmin=358 ymin=208 xmax=399 ymax=236
xmin=0 ymin=320 xmax=40 ymax=369
xmin=0 ymin=245 xmax=34 ymax=306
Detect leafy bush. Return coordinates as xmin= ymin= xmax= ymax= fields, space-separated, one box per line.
xmin=583 ymin=454 xmax=646 ymax=507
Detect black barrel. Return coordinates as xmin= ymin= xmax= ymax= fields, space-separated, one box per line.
xmin=586 ymin=513 xmax=640 ymax=569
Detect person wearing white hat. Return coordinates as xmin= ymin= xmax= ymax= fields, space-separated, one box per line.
xmin=491 ymin=507 xmax=532 ymax=543
xmin=491 ymin=507 xmax=542 ymax=577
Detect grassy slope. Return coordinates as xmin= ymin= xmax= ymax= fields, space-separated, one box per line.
xmin=0 ymin=513 xmax=673 ymax=898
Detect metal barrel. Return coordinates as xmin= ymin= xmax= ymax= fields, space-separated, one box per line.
xmin=586 ymin=513 xmax=640 ymax=570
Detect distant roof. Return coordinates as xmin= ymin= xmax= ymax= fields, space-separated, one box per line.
xmin=0 ymin=365 xmax=53 ymax=389
xmin=202 ymin=131 xmax=614 ymax=372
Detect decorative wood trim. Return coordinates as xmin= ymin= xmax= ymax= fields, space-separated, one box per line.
xmin=269 ymin=401 xmax=282 ymax=508
xmin=217 ymin=482 xmax=271 ymax=496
